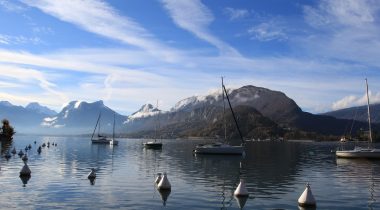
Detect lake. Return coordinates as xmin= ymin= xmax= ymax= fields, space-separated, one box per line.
xmin=0 ymin=136 xmax=379 ymax=209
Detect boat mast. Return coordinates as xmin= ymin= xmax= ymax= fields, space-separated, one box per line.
xmin=113 ymin=112 xmax=115 ymax=141
xmin=222 ymin=77 xmax=227 ymax=143
xmin=154 ymin=100 xmax=159 ymax=142
xmin=222 ymin=80 xmax=245 ymax=145
xmin=365 ymin=78 xmax=373 ymax=147
xmin=91 ymin=113 xmax=101 ymax=140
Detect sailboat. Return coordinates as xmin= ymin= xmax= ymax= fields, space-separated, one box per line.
xmin=193 ymin=77 xmax=245 ymax=155
xmin=91 ymin=112 xmax=118 ymax=145
xmin=143 ymin=102 xmax=163 ymax=149
xmin=336 ymin=78 xmax=380 ymax=158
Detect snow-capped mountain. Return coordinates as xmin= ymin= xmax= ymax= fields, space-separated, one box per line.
xmin=25 ymin=102 xmax=57 ymax=116
xmin=127 ymin=104 xmax=160 ymax=121
xmin=41 ymin=100 xmax=126 ymax=134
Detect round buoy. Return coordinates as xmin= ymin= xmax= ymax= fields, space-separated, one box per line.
xmin=20 ymin=162 xmax=31 ymax=176
xmin=157 ymin=172 xmax=171 ymax=190
xmin=234 ymin=179 xmax=249 ymax=197
xmin=22 ymin=154 xmax=28 ymax=162
xmin=298 ymin=183 xmax=316 ymax=207
xmin=18 ymin=150 xmax=24 ymax=157
xmin=155 ymin=173 xmax=162 ymax=185
xmin=88 ymin=168 xmax=96 ymax=179
xmin=4 ymin=151 xmax=11 ymax=159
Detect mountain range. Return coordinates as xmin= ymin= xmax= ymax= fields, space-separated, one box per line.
xmin=1 ymin=85 xmax=379 ymax=140
xmin=322 ymin=104 xmax=380 ymax=123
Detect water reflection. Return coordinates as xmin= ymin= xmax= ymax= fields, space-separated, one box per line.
xmin=158 ymin=189 xmax=171 ymax=206
xmin=335 ymin=158 xmax=380 ymax=210
xmin=234 ymin=195 xmax=248 ymax=209
xmin=0 ymin=136 xmax=379 ymax=209
xmin=19 ymin=175 xmax=31 ymax=187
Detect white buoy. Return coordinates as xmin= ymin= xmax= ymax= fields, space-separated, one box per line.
xmin=155 ymin=173 xmax=162 ymax=185
xmin=18 ymin=150 xmax=24 ymax=156
xmin=298 ymin=183 xmax=316 ymax=207
xmin=234 ymin=179 xmax=249 ymax=197
xmin=20 ymin=162 xmax=31 ymax=176
xmin=157 ymin=172 xmax=171 ymax=190
xmin=22 ymin=154 xmax=28 ymax=161
xmin=88 ymin=168 xmax=96 ymax=179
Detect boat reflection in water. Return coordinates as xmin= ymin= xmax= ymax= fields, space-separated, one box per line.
xmin=336 ymin=158 xmax=379 ymax=209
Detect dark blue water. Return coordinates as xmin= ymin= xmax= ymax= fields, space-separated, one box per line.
xmin=0 ymin=136 xmax=379 ymax=209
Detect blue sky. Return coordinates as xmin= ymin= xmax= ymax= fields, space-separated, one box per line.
xmin=0 ymin=0 xmax=380 ymax=115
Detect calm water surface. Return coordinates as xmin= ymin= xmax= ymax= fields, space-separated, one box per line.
xmin=0 ymin=136 xmax=379 ymax=209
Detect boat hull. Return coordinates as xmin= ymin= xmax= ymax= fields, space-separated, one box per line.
xmin=143 ymin=142 xmax=162 ymax=149
xmin=336 ymin=149 xmax=380 ymax=159
xmin=91 ymin=138 xmax=111 ymax=144
xmin=194 ymin=144 xmax=244 ymax=155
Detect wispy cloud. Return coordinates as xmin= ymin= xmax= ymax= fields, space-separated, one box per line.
xmin=0 ymin=0 xmax=26 ymax=12
xmin=0 ymin=34 xmax=41 ymax=45
xmin=301 ymin=0 xmax=380 ymax=68
xmin=161 ymin=0 xmax=240 ymax=56
xmin=21 ymin=0 xmax=182 ymax=63
xmin=248 ymin=21 xmax=288 ymax=42
xmin=223 ymin=7 xmax=249 ymax=21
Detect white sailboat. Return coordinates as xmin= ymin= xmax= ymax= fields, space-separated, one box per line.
xmin=91 ymin=112 xmax=118 ymax=145
xmin=143 ymin=101 xmax=162 ymax=149
xmin=336 ymin=79 xmax=380 ymax=158
xmin=193 ymin=77 xmax=244 ymax=155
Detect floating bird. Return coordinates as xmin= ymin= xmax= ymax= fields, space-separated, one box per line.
xmin=19 ymin=162 xmax=31 ymax=176
xmin=157 ymin=172 xmax=171 ymax=190
xmin=28 ymin=144 xmax=32 ymax=149
xmin=42 ymin=143 xmax=46 ymax=147
xmin=234 ymin=179 xmax=249 ymax=197
xmin=298 ymin=183 xmax=316 ymax=207
xmin=88 ymin=168 xmax=96 ymax=179
xmin=34 ymin=141 xmax=37 ymax=144
xmin=11 ymin=147 xmax=17 ymax=154
xmin=25 ymin=146 xmax=29 ymax=151
xmin=155 ymin=173 xmax=162 ymax=185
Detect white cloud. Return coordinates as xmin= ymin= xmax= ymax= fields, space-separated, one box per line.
xmin=22 ymin=0 xmax=182 ymax=63
xmin=0 ymin=34 xmax=41 ymax=45
xmin=0 ymin=0 xmax=25 ymax=12
xmin=332 ymin=91 xmax=380 ymax=110
xmin=161 ymin=0 xmax=240 ymax=56
xmin=304 ymin=0 xmax=378 ymax=28
xmin=224 ymin=7 xmax=249 ymax=21
xmin=248 ymin=21 xmax=288 ymax=41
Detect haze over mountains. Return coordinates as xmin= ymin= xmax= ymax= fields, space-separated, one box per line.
xmin=1 ymin=85 xmax=379 ymax=140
